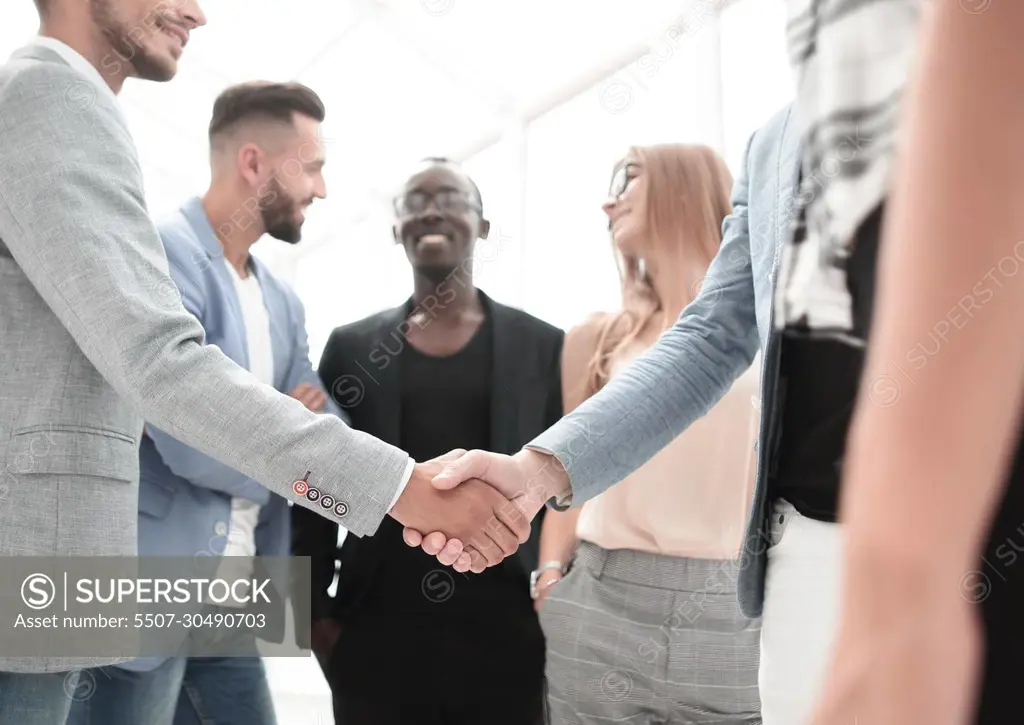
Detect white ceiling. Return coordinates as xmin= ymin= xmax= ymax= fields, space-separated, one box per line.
xmin=115 ymin=0 xmax=708 ymax=214
xmin=3 ymin=0 xmax=791 ymax=350
xmin=2 ymin=0 xmax=747 ymax=235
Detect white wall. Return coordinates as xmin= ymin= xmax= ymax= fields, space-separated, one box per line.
xmin=294 ymin=0 xmax=793 ymax=362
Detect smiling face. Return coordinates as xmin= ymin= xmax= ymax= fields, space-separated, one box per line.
xmin=393 ymin=162 xmax=489 ymax=283
xmin=603 ymin=154 xmax=650 ymax=259
xmin=208 ymin=83 xmax=328 ymax=246
xmin=256 ymin=113 xmax=326 ymax=244
xmin=89 ymin=0 xmax=206 ymax=82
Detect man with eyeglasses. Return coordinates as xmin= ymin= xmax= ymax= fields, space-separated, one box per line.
xmin=291 ymin=157 xmax=563 ymax=725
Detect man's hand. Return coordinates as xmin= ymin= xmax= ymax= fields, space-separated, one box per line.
xmin=289 ymin=382 xmax=326 ymax=412
xmin=402 ymin=448 xmax=571 ymax=571
xmin=389 ymin=457 xmax=531 ymax=574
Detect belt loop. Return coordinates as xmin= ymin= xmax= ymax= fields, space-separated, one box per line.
xmin=582 ymin=542 xmax=609 ymax=580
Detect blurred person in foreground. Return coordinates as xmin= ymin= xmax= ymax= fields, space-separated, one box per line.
xmin=0 ymin=0 xmax=526 ymax=721
xmin=67 ymin=80 xmax=337 ymax=725
xmin=427 ymin=1 xmax=1024 ymax=722
xmin=777 ymin=2 xmax=1024 ymax=724
xmin=292 ymin=157 xmax=563 ymax=725
xmin=536 ymin=145 xmax=762 ymax=724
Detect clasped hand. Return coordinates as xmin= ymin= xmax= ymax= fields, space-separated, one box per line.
xmin=389 ymin=448 xmax=568 ymax=573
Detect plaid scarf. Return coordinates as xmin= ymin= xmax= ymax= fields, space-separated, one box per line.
xmin=775 ymin=0 xmax=924 ymax=344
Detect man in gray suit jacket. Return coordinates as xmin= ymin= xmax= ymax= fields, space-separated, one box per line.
xmin=0 ymin=2 xmax=526 ymax=721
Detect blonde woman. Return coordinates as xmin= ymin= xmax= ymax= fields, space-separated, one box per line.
xmin=535 ymin=144 xmax=762 ymax=724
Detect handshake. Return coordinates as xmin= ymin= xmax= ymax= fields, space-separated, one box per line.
xmin=388 ymin=448 xmax=572 ymax=573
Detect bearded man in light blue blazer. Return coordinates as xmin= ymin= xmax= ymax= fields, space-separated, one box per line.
xmin=67 ymin=81 xmax=343 ymax=725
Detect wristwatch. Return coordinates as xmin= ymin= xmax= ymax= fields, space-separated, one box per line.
xmin=530 ymin=560 xmax=566 ymax=600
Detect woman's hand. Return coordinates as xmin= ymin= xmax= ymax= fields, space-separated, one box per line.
xmin=532 ymin=569 xmax=563 ymax=612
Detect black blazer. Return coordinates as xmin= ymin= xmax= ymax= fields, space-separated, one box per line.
xmin=292 ymin=291 xmax=563 ymax=623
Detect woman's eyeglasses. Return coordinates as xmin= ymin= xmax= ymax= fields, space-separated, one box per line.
xmin=393 ymin=189 xmax=480 ymax=216
xmin=608 ymin=162 xmax=640 ymax=199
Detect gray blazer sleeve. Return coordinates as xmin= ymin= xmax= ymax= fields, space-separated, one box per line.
xmin=141 ymin=233 xmax=265 ymax=501
xmin=0 ymin=63 xmax=407 ymax=537
xmin=528 ymin=131 xmax=762 ymax=507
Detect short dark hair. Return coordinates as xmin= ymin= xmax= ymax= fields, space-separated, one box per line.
xmin=420 ymin=156 xmax=484 ymax=216
xmin=209 ymin=82 xmax=325 ymax=142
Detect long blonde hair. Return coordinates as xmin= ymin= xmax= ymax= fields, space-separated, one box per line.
xmin=586 ymin=144 xmax=733 ymax=394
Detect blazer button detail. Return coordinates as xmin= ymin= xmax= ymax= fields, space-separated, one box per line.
xmin=334 ymin=501 xmax=349 ymax=519
xmin=320 ymin=494 xmax=336 ymax=510
xmin=292 ymin=470 xmax=312 ymax=496
xmin=306 ymin=487 xmax=321 ymax=502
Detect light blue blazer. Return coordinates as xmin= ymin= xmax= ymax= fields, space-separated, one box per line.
xmin=121 ymin=196 xmax=343 ymax=671
xmin=530 ymin=104 xmax=802 ymax=619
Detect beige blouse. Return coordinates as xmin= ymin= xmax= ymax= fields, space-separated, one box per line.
xmin=575 ymin=345 xmax=761 ymax=560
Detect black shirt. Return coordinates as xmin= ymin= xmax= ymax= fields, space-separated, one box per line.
xmin=769 ymin=204 xmax=882 ymax=522
xmin=771 ymin=338 xmax=862 ymax=521
xmin=399 ymin=317 xmax=493 ymax=465
xmin=357 ymin=310 xmax=533 ymax=620
xmin=325 ymin=301 xmax=549 ymax=703
xmin=977 ymin=421 xmax=1024 ymax=720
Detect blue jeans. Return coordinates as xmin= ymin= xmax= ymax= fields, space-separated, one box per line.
xmin=176 ymin=657 xmax=276 ymax=725
xmin=0 ymin=670 xmax=78 ymax=725
xmin=65 ymin=657 xmax=275 ymax=725
xmin=65 ymin=657 xmax=184 ymax=725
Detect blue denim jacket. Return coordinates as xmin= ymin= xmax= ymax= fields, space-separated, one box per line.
xmin=530 ymin=104 xmax=801 ymax=618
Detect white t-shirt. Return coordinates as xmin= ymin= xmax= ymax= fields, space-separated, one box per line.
xmin=214 ymin=258 xmax=275 ymax=605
